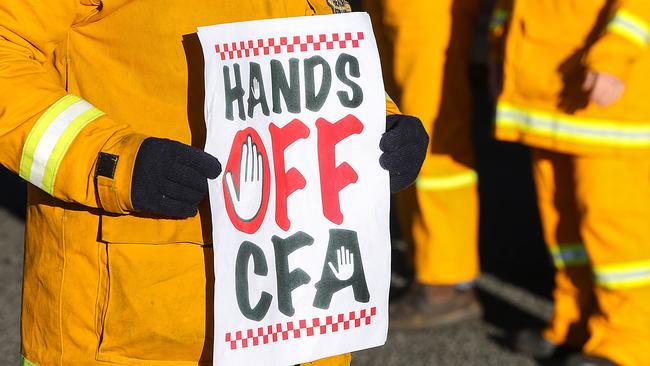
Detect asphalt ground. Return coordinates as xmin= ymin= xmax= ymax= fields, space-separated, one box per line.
xmin=0 ymin=64 xmax=559 ymax=365
xmin=0 ymin=206 xmax=25 ymax=365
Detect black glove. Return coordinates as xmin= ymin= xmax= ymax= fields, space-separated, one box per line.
xmin=379 ymin=114 xmax=429 ymax=193
xmin=131 ymin=138 xmax=222 ymax=218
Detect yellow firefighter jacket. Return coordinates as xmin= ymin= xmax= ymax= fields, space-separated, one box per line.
xmin=494 ymin=0 xmax=650 ymax=156
xmin=0 ymin=0 xmax=394 ymax=365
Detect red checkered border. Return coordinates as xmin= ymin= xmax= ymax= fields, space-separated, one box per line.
xmin=215 ymin=32 xmax=365 ymax=60
xmin=225 ymin=307 xmax=377 ymax=350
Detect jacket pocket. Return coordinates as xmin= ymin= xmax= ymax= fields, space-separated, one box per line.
xmin=100 ymin=200 xmax=213 ymax=245
xmin=511 ymin=26 xmax=581 ymax=101
xmin=510 ymin=3 xmax=603 ymax=101
xmin=96 ymin=242 xmax=213 ymax=365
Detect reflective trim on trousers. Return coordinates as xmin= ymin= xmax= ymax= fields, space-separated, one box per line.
xmin=19 ymin=94 xmax=105 ymax=195
xmin=415 ymin=170 xmax=478 ymax=191
xmin=496 ymin=103 xmax=650 ymax=148
xmin=594 ymin=260 xmax=650 ymax=289
xmin=549 ymin=243 xmax=590 ymax=269
xmin=607 ymin=9 xmax=650 ymax=48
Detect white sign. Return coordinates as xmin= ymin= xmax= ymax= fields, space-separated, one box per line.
xmin=199 ymin=12 xmax=390 ymax=366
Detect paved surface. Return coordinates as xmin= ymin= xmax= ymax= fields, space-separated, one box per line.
xmin=353 ymin=274 xmax=552 ymax=366
xmin=0 ymin=207 xmax=24 ymax=365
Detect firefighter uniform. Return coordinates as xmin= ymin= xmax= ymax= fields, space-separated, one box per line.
xmin=365 ymin=0 xmax=480 ymax=286
xmin=0 ymin=0 xmax=376 ymax=365
xmin=495 ymin=1 xmax=650 ymax=364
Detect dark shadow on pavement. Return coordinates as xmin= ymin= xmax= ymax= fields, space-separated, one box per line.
xmin=476 ymin=287 xmax=547 ymax=337
xmin=470 ymin=64 xmax=554 ymax=300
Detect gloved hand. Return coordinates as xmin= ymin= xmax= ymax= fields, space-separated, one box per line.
xmin=131 ymin=138 xmax=222 ymax=218
xmin=379 ymin=114 xmax=429 ymax=193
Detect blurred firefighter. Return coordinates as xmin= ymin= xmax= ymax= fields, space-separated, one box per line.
xmin=364 ymin=0 xmax=483 ymax=329
xmin=492 ymin=1 xmax=650 ymax=365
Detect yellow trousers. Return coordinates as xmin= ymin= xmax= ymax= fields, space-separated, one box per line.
xmin=533 ymin=149 xmax=650 ymax=366
xmin=366 ymin=0 xmax=480 ymax=285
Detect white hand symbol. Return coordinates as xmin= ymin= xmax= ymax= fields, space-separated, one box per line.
xmin=225 ymin=135 xmax=264 ymax=221
xmin=251 ymin=78 xmax=261 ymax=99
xmin=328 ymin=246 xmax=355 ymax=281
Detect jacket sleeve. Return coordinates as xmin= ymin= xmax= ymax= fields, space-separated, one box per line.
xmin=585 ymin=0 xmax=650 ymax=81
xmin=0 ymin=0 xmax=146 ymax=214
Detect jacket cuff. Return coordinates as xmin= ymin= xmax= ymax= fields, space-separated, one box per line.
xmin=96 ymin=133 xmax=148 ymax=214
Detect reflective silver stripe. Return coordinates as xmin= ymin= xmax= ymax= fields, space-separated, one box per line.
xmin=594 ymin=260 xmax=650 ymax=289
xmin=608 ymin=10 xmax=650 ymax=47
xmin=19 ymin=95 xmax=105 ymax=194
xmin=29 ymin=100 xmax=95 ymax=187
xmin=497 ymin=103 xmax=650 ymax=148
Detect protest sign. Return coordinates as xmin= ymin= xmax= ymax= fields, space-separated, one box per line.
xmin=198 ymin=12 xmax=390 ymax=366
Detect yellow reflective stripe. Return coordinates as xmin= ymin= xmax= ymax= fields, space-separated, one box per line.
xmin=608 ymin=10 xmax=650 ymax=48
xmin=21 ymin=355 xmax=37 ymax=366
xmin=19 ymin=94 xmax=105 ymax=194
xmin=497 ymin=102 xmax=650 ymax=148
xmin=416 ymin=170 xmax=477 ymax=191
xmin=595 ymin=275 xmax=650 ymax=289
xmin=41 ymin=107 xmax=105 ymax=194
xmin=19 ymin=94 xmax=81 ymax=180
xmin=596 ymin=259 xmax=650 ymax=273
xmin=594 ymin=259 xmax=650 ymax=289
xmin=548 ymin=243 xmax=589 ymax=269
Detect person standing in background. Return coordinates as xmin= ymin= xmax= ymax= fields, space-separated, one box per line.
xmin=364 ymin=0 xmax=483 ymax=329
xmin=492 ymin=1 xmax=650 ymax=365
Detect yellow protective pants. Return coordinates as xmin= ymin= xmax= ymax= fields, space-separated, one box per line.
xmin=533 ymin=149 xmax=650 ymax=366
xmin=365 ymin=0 xmax=480 ymax=285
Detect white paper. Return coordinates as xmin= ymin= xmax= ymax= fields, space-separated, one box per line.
xmin=199 ymin=12 xmax=390 ymax=366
